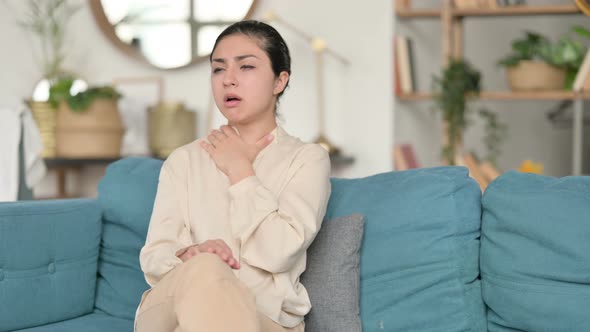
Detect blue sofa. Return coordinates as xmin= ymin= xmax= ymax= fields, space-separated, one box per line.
xmin=1 ymin=157 xmax=589 ymax=332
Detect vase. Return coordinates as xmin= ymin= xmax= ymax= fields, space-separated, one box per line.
xmin=148 ymin=101 xmax=197 ymax=159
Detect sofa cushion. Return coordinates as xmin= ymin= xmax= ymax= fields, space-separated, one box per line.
xmin=0 ymin=199 xmax=101 ymax=332
xmin=12 ymin=313 xmax=132 ymax=332
xmin=301 ymin=214 xmax=364 ymax=332
xmin=325 ymin=167 xmax=486 ymax=332
xmin=481 ymin=171 xmax=590 ymax=331
xmin=96 ymin=157 xmax=163 ymax=320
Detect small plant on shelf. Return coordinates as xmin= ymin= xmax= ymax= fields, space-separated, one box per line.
xmin=49 ymin=77 xmax=121 ymax=113
xmin=497 ymin=27 xmax=590 ymax=90
xmin=432 ymin=59 xmax=506 ymax=166
xmin=479 ymin=109 xmax=507 ymax=167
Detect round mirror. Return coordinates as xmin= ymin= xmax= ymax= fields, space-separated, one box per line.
xmin=89 ymin=0 xmax=258 ymax=70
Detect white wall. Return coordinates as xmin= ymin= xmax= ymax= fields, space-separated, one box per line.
xmin=0 ymin=0 xmax=393 ymax=198
xmin=394 ymin=0 xmax=590 ymax=177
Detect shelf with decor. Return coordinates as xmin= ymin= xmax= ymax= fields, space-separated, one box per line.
xmin=398 ymin=91 xmax=590 ymax=101
xmin=396 ymin=4 xmax=580 ymax=18
xmin=394 ymin=0 xmax=590 ymax=183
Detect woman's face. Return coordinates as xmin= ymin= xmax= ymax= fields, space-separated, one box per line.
xmin=211 ymin=34 xmax=286 ymax=126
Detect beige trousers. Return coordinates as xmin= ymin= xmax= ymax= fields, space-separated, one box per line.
xmin=135 ymin=253 xmax=304 ymax=332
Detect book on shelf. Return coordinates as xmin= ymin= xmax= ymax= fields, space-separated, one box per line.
xmin=454 ymin=153 xmax=466 ymax=167
xmin=457 ymin=153 xmax=502 ymax=191
xmin=393 ymin=39 xmax=402 ymax=96
xmin=573 ymin=49 xmax=590 ymax=92
xmin=408 ymin=39 xmax=417 ymax=93
xmin=394 ymin=35 xmax=416 ymax=95
xmin=393 ymin=145 xmax=408 ymax=171
xmin=479 ymin=161 xmax=501 ymax=183
xmin=463 ymin=153 xmax=489 ymax=192
xmin=393 ymin=143 xmax=420 ymax=171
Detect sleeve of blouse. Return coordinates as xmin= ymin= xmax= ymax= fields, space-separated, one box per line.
xmin=139 ymin=155 xmax=192 ymax=287
xmin=228 ymin=145 xmax=331 ymax=274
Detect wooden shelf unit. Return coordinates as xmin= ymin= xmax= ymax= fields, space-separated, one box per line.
xmin=396 ymin=4 xmax=580 ymax=18
xmin=394 ymin=0 xmax=587 ymax=175
xmin=396 ymin=8 xmax=440 ymax=18
xmin=398 ymin=91 xmax=590 ymax=102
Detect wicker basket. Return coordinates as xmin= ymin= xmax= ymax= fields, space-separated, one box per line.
xmin=55 ymin=99 xmax=124 ymax=158
xmin=27 ymin=101 xmax=57 ymax=157
xmin=148 ymin=101 xmax=196 ymax=158
xmin=506 ymin=60 xmax=566 ymax=91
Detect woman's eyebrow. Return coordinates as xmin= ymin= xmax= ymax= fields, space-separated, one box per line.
xmin=212 ymin=54 xmax=259 ymax=63
xmin=235 ymin=54 xmax=259 ymax=61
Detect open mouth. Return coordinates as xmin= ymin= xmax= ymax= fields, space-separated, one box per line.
xmin=224 ymin=94 xmax=242 ymax=107
xmin=225 ymin=95 xmax=242 ymax=102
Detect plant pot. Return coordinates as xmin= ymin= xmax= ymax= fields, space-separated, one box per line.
xmin=148 ymin=101 xmax=196 ymax=159
xmin=506 ymin=60 xmax=566 ymax=91
xmin=55 ymin=98 xmax=124 ymax=158
xmin=27 ymin=100 xmax=57 ymax=157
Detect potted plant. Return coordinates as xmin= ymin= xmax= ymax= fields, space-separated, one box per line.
xmin=432 ymin=59 xmax=506 ymax=166
xmin=15 ymin=0 xmax=81 ymax=157
xmin=50 ymin=78 xmax=125 ymax=158
xmin=498 ymin=28 xmax=589 ymax=91
xmin=15 ymin=0 xmax=124 ymax=158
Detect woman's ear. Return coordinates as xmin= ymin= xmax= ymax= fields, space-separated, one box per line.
xmin=273 ymin=71 xmax=290 ymax=95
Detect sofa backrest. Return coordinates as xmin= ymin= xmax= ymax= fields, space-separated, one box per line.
xmin=325 ymin=166 xmax=487 ymax=332
xmin=96 ymin=158 xmax=488 ymax=331
xmin=0 ymin=199 xmax=101 ymax=331
xmin=481 ymin=171 xmax=590 ymax=331
xmin=96 ymin=157 xmax=163 ymax=320
xmin=95 ymin=156 xmax=590 ymax=331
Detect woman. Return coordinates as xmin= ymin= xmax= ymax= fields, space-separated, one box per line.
xmin=135 ymin=20 xmax=331 ymax=332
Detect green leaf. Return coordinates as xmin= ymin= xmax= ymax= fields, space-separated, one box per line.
xmin=48 ymin=77 xmax=74 ymax=108
xmin=48 ymin=78 xmax=121 ymax=112
xmin=499 ymin=29 xmax=588 ymax=70
xmin=572 ymin=25 xmax=590 ymax=39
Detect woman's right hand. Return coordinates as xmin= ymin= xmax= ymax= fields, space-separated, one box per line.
xmin=175 ymin=239 xmax=241 ymax=269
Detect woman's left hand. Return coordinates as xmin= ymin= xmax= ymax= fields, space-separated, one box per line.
xmin=200 ymin=125 xmax=273 ymax=184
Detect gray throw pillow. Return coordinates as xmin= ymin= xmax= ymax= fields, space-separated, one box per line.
xmin=301 ymin=214 xmax=364 ymax=332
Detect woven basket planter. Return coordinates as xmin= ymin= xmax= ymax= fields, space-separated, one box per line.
xmin=506 ymin=60 xmax=566 ymax=91
xmin=148 ymin=101 xmax=196 ymax=159
xmin=55 ymin=99 xmax=124 ymax=158
xmin=28 ymin=101 xmax=57 ymax=157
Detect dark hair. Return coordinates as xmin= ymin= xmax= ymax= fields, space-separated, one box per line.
xmin=210 ymin=20 xmax=291 ymax=102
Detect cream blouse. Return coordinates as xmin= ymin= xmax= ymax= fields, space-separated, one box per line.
xmin=139 ymin=126 xmax=331 ymax=327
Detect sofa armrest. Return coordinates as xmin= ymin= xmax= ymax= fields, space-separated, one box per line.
xmin=0 ymin=199 xmax=102 ymax=332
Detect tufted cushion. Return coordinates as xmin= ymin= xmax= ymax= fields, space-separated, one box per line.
xmin=0 ymin=199 xmax=101 ymax=332
xmin=325 ymin=167 xmax=486 ymax=332
xmin=481 ymin=171 xmax=590 ymax=331
xmin=12 ymin=312 xmax=132 ymax=332
xmin=95 ymin=157 xmax=163 ymax=319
